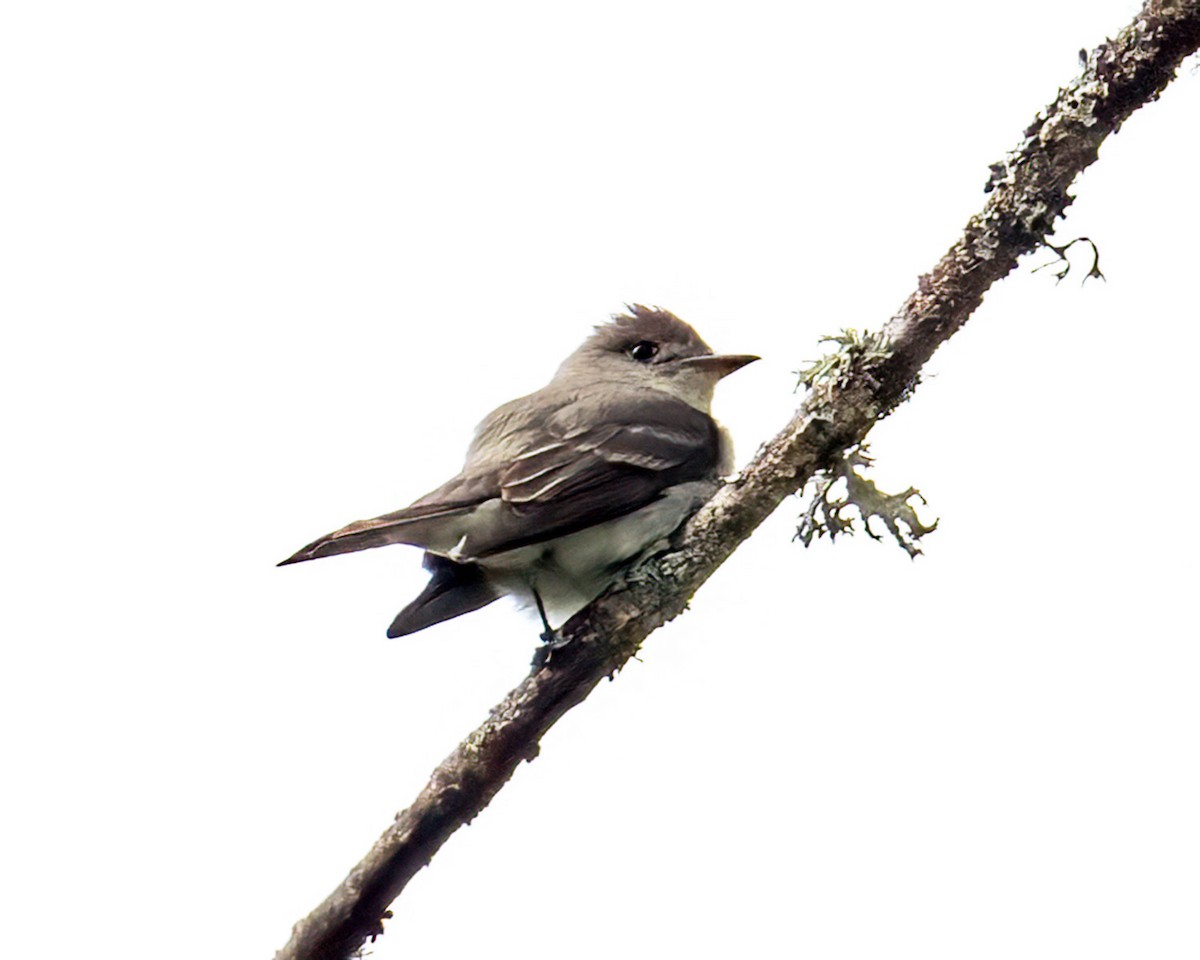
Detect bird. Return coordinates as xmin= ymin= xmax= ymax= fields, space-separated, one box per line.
xmin=279 ymin=305 xmax=757 ymax=639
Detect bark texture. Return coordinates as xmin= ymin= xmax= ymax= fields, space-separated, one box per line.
xmin=276 ymin=4 xmax=1200 ymax=958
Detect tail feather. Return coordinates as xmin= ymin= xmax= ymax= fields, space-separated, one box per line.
xmin=387 ymin=554 xmax=498 ymax=637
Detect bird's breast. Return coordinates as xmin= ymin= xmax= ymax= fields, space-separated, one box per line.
xmin=479 ymin=479 xmax=718 ymax=623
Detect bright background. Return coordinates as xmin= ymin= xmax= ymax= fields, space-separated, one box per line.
xmin=3 ymin=2 xmax=1198 ymax=958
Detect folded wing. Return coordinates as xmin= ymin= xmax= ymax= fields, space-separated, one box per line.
xmin=276 ymin=471 xmax=499 ymax=565
xmin=457 ymin=389 xmax=720 ymax=558
xmin=279 ymin=386 xmax=720 ymax=566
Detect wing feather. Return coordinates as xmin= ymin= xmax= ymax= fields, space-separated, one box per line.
xmin=456 ymin=388 xmax=720 ymax=558
xmin=280 ymin=385 xmax=721 ymax=565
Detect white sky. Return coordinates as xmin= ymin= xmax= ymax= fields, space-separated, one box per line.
xmin=3 ymin=2 xmax=1198 ymax=958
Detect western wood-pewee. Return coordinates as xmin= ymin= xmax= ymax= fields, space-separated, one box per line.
xmin=280 ymin=305 xmax=756 ymax=638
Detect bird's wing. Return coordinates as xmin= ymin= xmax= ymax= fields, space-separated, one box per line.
xmin=277 ymin=470 xmax=501 ymax=565
xmin=278 ymin=387 xmax=719 ymax=566
xmin=454 ymin=388 xmax=720 ymax=558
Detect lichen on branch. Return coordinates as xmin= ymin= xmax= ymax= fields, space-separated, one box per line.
xmin=797 ymin=328 xmax=891 ymax=392
xmin=796 ymin=446 xmax=938 ymax=559
xmin=1033 ymin=236 xmax=1106 ymax=283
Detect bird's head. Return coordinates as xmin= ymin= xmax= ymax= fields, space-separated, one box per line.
xmin=553 ymin=305 xmax=758 ymax=411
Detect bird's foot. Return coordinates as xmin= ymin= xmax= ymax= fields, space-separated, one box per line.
xmin=528 ymin=587 xmax=567 ymax=669
xmin=531 ymin=629 xmax=570 ymax=670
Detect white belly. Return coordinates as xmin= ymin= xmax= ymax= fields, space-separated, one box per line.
xmin=480 ymin=479 xmax=717 ymax=626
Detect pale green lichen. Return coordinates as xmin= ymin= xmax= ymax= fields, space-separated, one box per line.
xmin=796 ymin=328 xmax=890 ymax=391
xmin=796 ymin=446 xmax=938 ymax=559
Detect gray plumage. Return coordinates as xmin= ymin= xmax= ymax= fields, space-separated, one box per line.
xmin=279 ymin=305 xmax=757 ymax=637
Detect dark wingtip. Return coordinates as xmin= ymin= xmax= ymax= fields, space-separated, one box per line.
xmin=278 ymin=534 xmax=334 ymax=567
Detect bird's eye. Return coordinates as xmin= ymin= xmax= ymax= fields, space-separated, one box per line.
xmin=629 ymin=341 xmax=659 ymax=362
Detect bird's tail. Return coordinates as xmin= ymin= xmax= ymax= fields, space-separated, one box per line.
xmin=387 ymin=554 xmax=499 ymax=637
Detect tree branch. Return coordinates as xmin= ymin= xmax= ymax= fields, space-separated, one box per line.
xmin=275 ymin=3 xmax=1200 ymax=957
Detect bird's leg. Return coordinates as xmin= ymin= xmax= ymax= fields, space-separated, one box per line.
xmin=532 ymin=587 xmax=555 ymax=643
xmin=531 ymin=587 xmax=574 ymax=670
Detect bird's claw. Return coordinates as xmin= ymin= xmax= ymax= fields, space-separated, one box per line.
xmin=531 ymin=630 xmax=571 ymax=670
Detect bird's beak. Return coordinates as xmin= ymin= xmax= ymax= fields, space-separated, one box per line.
xmin=678 ymin=354 xmax=760 ymax=378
